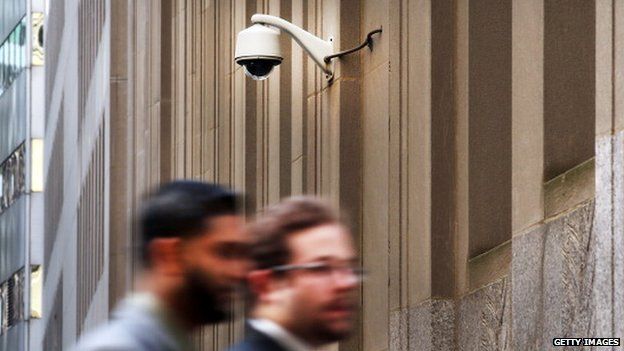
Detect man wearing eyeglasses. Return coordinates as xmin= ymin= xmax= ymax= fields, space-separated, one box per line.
xmin=229 ymin=196 xmax=362 ymax=351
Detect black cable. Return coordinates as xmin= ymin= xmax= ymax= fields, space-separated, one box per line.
xmin=324 ymin=28 xmax=383 ymax=63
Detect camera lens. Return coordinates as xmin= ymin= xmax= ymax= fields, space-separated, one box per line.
xmin=239 ymin=59 xmax=282 ymax=80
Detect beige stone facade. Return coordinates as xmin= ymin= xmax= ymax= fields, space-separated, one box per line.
xmin=43 ymin=0 xmax=623 ymax=350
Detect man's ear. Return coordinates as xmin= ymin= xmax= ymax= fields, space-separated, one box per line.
xmin=147 ymin=237 xmax=183 ymax=275
xmin=247 ymin=270 xmax=273 ymax=302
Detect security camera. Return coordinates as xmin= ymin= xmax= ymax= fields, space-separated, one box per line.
xmin=235 ymin=14 xmax=382 ymax=81
xmin=234 ymin=24 xmax=283 ymax=80
xmin=235 ymin=14 xmax=334 ymax=80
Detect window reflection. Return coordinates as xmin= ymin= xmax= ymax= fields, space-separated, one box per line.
xmin=0 ymin=16 xmax=26 ymax=96
xmin=0 ymin=143 xmax=26 ymax=214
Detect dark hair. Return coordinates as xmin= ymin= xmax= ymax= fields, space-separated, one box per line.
xmin=248 ymin=196 xmax=342 ymax=270
xmin=139 ymin=180 xmax=240 ymax=265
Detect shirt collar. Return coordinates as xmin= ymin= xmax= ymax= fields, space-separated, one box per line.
xmin=248 ymin=318 xmax=313 ymax=351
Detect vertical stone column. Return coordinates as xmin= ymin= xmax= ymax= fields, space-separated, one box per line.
xmin=456 ymin=1 xmax=513 ymax=349
xmin=593 ymin=0 xmax=614 ymax=339
xmin=511 ymin=0 xmax=544 ymax=236
xmin=386 ymin=0 xmax=459 ymax=349
xmin=109 ymin=0 xmax=131 ymax=309
xmin=510 ymin=0 xmax=545 ymax=349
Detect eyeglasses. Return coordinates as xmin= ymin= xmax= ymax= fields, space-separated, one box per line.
xmin=270 ymin=262 xmax=367 ymax=281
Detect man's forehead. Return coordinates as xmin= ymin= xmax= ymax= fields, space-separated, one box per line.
xmin=288 ymin=224 xmax=355 ymax=260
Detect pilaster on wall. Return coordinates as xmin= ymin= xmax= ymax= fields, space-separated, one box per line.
xmin=108 ymin=0 xmax=131 ymax=312
xmin=543 ymin=0 xmax=595 ymax=180
xmin=359 ymin=0 xmax=394 ymax=348
xmin=511 ymin=0 xmax=544 ymax=236
xmin=467 ymin=0 xmax=512 ymax=260
xmin=383 ymin=0 xmax=460 ymax=347
xmin=594 ymin=0 xmax=623 ymax=341
xmin=289 ymin=0 xmax=307 ymax=197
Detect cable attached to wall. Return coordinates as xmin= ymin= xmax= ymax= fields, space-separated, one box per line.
xmin=323 ymin=28 xmax=383 ymax=63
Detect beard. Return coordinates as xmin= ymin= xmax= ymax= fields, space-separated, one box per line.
xmin=289 ymin=304 xmax=355 ymax=345
xmin=180 ymin=268 xmax=232 ymax=325
xmin=310 ymin=322 xmax=353 ymax=344
xmin=288 ymin=318 xmax=353 ymax=347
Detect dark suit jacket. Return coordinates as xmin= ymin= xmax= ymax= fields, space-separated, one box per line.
xmin=228 ymin=323 xmax=289 ymax=351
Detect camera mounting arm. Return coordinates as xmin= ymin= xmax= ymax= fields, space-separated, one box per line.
xmin=248 ymin=14 xmax=382 ymax=81
xmin=251 ymin=14 xmax=334 ymax=78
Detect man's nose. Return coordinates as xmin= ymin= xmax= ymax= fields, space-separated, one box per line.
xmin=334 ymin=269 xmax=359 ymax=290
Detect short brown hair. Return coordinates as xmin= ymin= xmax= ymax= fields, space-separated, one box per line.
xmin=248 ymin=196 xmax=342 ymax=270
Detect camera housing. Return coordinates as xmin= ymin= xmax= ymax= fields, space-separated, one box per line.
xmin=235 ymin=24 xmax=283 ymax=80
xmin=235 ymin=15 xmax=336 ymax=80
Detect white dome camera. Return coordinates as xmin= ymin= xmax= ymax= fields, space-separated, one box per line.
xmin=235 ymin=14 xmax=334 ymax=81
xmin=235 ymin=14 xmax=382 ymax=81
xmin=234 ymin=24 xmax=283 ymax=81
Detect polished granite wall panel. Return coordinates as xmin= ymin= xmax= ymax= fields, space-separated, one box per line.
xmin=511 ymin=199 xmax=613 ymax=350
xmin=390 ymin=309 xmax=408 ymax=351
xmin=456 ymin=278 xmax=511 ymax=351
xmin=511 ymin=225 xmax=546 ymax=351
xmin=511 ymin=200 xmax=597 ymax=349
xmin=541 ymin=202 xmax=595 ymax=345
xmin=590 ymin=136 xmax=614 ymax=337
xmin=387 ymin=299 xmax=455 ymax=351
xmin=613 ymin=131 xmax=624 ymax=340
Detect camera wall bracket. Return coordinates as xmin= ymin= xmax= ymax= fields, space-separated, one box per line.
xmin=250 ymin=14 xmax=382 ymax=81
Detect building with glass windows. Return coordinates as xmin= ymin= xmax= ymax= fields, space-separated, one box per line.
xmin=0 ymin=0 xmax=45 ymax=350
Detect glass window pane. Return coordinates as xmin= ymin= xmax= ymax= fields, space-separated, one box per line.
xmin=9 ymin=31 xmax=14 ymax=78
xmin=3 ymin=45 xmax=7 ymax=87
xmin=0 ymin=46 xmax=4 ymax=90
xmin=21 ymin=20 xmax=26 ymax=69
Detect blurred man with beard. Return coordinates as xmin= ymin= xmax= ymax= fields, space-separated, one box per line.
xmin=74 ymin=180 xmax=250 ymax=351
xmin=229 ymin=197 xmax=361 ymax=351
